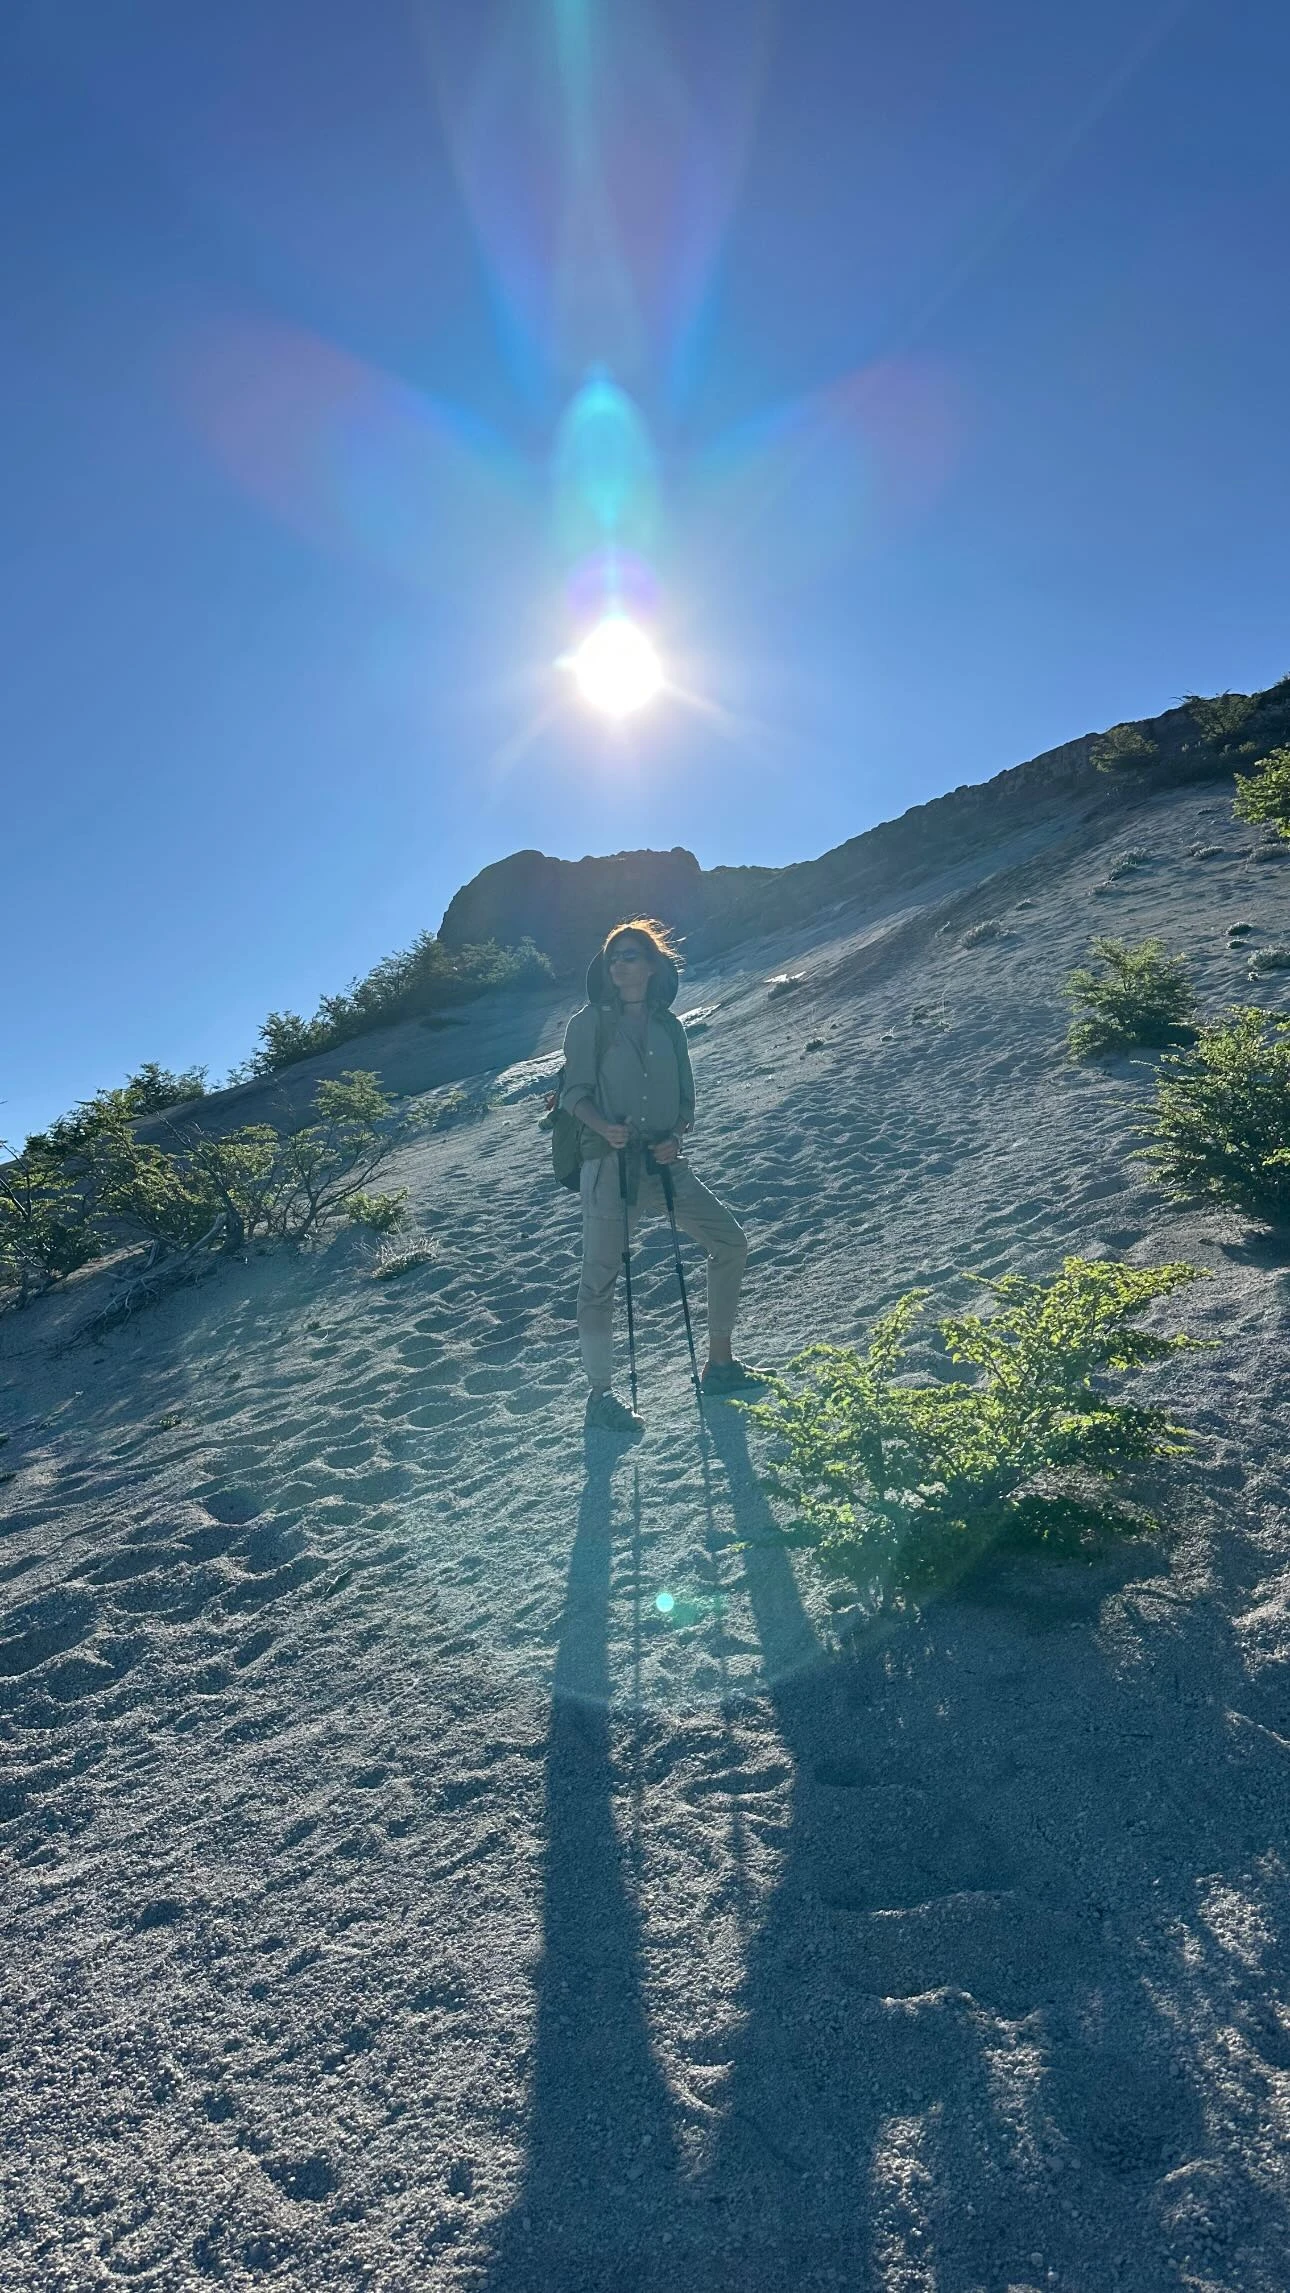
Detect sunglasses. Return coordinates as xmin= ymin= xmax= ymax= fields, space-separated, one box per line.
xmin=609 ymin=949 xmax=649 ymax=965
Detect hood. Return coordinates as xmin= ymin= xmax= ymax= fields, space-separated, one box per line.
xmin=586 ymin=948 xmax=681 ymax=1009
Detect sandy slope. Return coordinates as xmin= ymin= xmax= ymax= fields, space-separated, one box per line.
xmin=3 ymin=782 xmax=1290 ymax=2292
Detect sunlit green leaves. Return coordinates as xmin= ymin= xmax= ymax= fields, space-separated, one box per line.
xmin=745 ymin=1259 xmax=1208 ymax=1593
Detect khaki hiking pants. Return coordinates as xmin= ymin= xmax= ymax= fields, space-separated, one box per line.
xmin=578 ymin=1153 xmax=748 ymax=1392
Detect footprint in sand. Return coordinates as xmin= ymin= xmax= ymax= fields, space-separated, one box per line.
xmin=0 ymin=1589 xmax=97 ymax=1676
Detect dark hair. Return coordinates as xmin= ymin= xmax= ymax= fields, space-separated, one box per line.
xmin=600 ymin=917 xmax=684 ymax=1007
xmin=601 ymin=916 xmax=684 ymax=967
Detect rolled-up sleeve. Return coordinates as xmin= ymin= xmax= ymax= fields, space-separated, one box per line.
xmin=561 ymin=1007 xmax=599 ymax=1110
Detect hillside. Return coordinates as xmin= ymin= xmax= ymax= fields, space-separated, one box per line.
xmin=4 ymin=768 xmax=1290 ymax=2291
xmin=437 ymin=676 xmax=1290 ymax=973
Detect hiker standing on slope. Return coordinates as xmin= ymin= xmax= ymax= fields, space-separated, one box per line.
xmin=561 ymin=918 xmax=763 ymax=1436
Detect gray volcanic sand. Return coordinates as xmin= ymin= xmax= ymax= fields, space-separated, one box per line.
xmin=3 ymin=785 xmax=1290 ymax=2291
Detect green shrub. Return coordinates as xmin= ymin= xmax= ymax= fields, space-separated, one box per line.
xmin=962 ymin=919 xmax=1002 ymax=946
xmin=1231 ymin=676 xmax=1290 ymax=765
xmin=1093 ymin=722 xmax=1159 ymax=774
xmin=1065 ymin=937 xmax=1196 ymax=1058
xmin=86 ymin=1122 xmax=225 ymax=1250
xmin=745 ymin=1259 xmax=1206 ymax=1594
xmin=1233 ymin=745 xmax=1290 ymax=843
xmin=1186 ymin=692 xmax=1256 ymax=747
xmin=91 ymin=1076 xmax=408 ymax=1258
xmin=346 ymin=1189 xmax=408 ymax=1235
xmin=1107 ymin=847 xmax=1151 ymax=879
xmin=0 ymin=1146 xmax=98 ymax=1305
xmin=208 ymin=1073 xmax=410 ymax=1244
xmin=2 ymin=1074 xmax=412 ymax=1315
xmin=1143 ymin=1008 xmax=1290 ymax=1224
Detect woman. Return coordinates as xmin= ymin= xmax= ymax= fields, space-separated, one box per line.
xmin=561 ymin=917 xmax=762 ymax=1435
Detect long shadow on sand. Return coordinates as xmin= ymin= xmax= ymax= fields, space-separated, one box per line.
xmin=481 ymin=1439 xmax=682 ymax=2292
xmin=484 ymin=1414 xmax=1290 ymax=2293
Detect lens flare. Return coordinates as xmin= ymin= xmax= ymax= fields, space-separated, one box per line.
xmin=572 ymin=616 xmax=663 ymax=717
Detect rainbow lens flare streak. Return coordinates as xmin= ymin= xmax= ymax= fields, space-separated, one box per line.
xmin=555 ymin=369 xmax=667 ymax=717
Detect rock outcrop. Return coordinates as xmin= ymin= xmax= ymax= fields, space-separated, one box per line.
xmin=437 ymin=676 xmax=1289 ymax=972
xmin=437 ymin=845 xmax=772 ymax=975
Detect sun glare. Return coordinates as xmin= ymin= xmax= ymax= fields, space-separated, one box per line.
xmin=571 ymin=616 xmax=663 ymax=717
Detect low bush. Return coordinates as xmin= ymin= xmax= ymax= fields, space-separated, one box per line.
xmin=1233 ymin=745 xmax=1290 ymax=843
xmin=346 ymin=1189 xmax=408 ymax=1235
xmin=2 ymin=1073 xmax=413 ymax=1314
xmin=962 ymin=919 xmax=1002 ymax=946
xmin=1186 ymin=692 xmax=1257 ymax=747
xmin=1093 ymin=722 xmax=1159 ymax=774
xmin=1065 ymin=937 xmax=1196 ymax=1059
xmin=1107 ymin=847 xmax=1151 ymax=879
xmin=1143 ymin=1008 xmax=1290 ymax=1224
xmin=204 ymin=1073 xmax=412 ymax=1244
xmin=744 ymin=1258 xmax=1207 ymax=1595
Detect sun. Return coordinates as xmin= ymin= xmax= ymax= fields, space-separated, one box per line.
xmin=570 ymin=616 xmax=663 ymax=717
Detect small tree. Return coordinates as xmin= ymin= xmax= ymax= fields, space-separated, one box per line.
xmin=0 ymin=1146 xmax=98 ymax=1305
xmin=1065 ymin=937 xmax=1196 ymax=1058
xmin=1233 ymin=745 xmax=1290 ymax=843
xmin=253 ymin=1073 xmax=409 ymax=1240
xmin=86 ymin=1120 xmax=225 ymax=1251
xmin=744 ymin=1259 xmax=1207 ymax=1594
xmin=1142 ymin=1007 xmax=1290 ymax=1225
xmin=157 ymin=1074 xmax=410 ymax=1248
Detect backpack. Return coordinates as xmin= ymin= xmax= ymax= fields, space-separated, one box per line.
xmin=546 ymin=1005 xmax=689 ymax=1191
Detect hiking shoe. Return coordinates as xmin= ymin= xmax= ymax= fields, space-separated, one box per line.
xmin=701 ymin=1359 xmax=769 ymax=1398
xmin=586 ymin=1388 xmax=645 ymax=1438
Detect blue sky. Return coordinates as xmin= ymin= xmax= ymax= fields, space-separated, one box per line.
xmin=2 ymin=0 xmax=1288 ymax=1144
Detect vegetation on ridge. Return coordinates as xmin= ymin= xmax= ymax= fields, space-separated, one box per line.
xmin=1092 ymin=675 xmax=1290 ymax=780
xmin=26 ymin=1062 xmax=209 ymax=1158
xmin=243 ymin=933 xmax=553 ymax=1078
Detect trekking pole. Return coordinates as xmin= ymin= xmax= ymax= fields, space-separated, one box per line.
xmin=659 ymin=1162 xmax=704 ymax=1414
xmin=617 ymin=1147 xmax=639 ymax=1413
